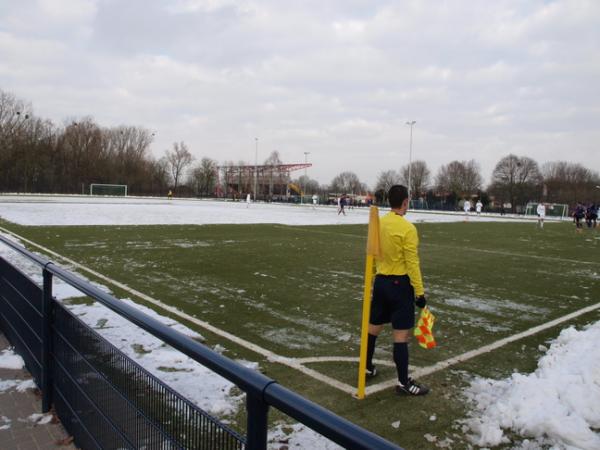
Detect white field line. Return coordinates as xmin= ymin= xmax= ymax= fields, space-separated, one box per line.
xmin=422 ymin=243 xmax=600 ymax=266
xmin=365 ymin=300 xmax=600 ymax=396
xmin=273 ymin=224 xmax=363 ymax=239
xmin=276 ymin=226 xmax=598 ymax=267
xmin=2 ymin=226 xmax=598 ymax=398
xmin=0 ymin=226 xmax=356 ymax=394
xmin=295 ymin=356 xmax=395 ymax=367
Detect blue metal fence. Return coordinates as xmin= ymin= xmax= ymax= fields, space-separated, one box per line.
xmin=0 ymin=235 xmax=402 ymax=450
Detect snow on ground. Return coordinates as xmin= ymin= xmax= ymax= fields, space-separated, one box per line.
xmin=1 ymin=195 xmax=590 ymax=449
xmin=0 ymin=194 xmax=537 ymax=226
xmin=269 ymin=423 xmax=342 ymax=449
xmin=0 ymin=349 xmax=25 ymax=370
xmin=0 ymin=377 xmax=36 ymax=393
xmin=0 ymin=232 xmax=342 ymax=448
xmin=463 ymin=321 xmax=600 ymax=449
xmin=0 ymin=415 xmax=11 ymax=430
xmin=0 ymin=236 xmax=247 ymax=416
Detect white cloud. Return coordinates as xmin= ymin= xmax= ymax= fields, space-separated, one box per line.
xmin=0 ymin=0 xmax=599 ymax=186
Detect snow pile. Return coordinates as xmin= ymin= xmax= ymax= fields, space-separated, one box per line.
xmin=463 ymin=322 xmax=600 ymax=449
xmin=0 ymin=415 xmax=11 ymax=430
xmin=0 ymin=348 xmax=25 ymax=370
xmin=66 ymin=298 xmax=248 ymax=416
xmin=269 ymin=423 xmax=343 ymax=449
xmin=0 ymin=379 xmax=35 ymax=393
xmin=26 ymin=413 xmax=53 ymax=425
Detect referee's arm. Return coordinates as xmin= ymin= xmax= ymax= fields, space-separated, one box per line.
xmin=404 ymin=227 xmax=425 ymax=297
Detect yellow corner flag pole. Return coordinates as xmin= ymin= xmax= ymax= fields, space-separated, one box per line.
xmin=357 ymin=206 xmax=380 ymax=399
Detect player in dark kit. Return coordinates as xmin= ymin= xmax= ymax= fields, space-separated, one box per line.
xmin=586 ymin=203 xmax=598 ymax=229
xmin=574 ymin=203 xmax=586 ymax=232
xmin=365 ymin=185 xmax=430 ymax=396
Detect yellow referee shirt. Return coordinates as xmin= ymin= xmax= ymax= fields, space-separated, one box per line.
xmin=376 ymin=211 xmax=425 ymax=296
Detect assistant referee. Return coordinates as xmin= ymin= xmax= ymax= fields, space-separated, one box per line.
xmin=365 ymin=184 xmax=430 ymax=396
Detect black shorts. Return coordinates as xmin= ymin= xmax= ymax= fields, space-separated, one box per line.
xmin=370 ymin=275 xmax=415 ymax=330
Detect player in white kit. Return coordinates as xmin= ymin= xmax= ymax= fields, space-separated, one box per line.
xmin=463 ymin=199 xmax=471 ymax=220
xmin=537 ymin=203 xmax=546 ymax=228
xmin=475 ymin=200 xmax=483 ymax=215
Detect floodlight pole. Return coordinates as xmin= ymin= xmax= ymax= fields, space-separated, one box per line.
xmin=302 ymin=151 xmax=310 ymax=204
xmin=254 ymin=138 xmax=258 ymax=201
xmin=406 ymin=120 xmax=416 ymax=201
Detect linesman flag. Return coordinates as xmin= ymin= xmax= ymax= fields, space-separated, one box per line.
xmin=356 ymin=206 xmax=381 ymax=399
xmin=414 ymin=306 xmax=436 ymax=349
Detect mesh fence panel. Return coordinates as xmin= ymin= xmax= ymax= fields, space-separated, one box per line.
xmin=52 ymin=303 xmax=246 ymax=450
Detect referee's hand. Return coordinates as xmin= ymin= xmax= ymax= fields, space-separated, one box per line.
xmin=415 ymin=295 xmax=427 ymax=309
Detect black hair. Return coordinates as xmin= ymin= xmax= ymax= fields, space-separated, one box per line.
xmin=388 ymin=185 xmax=408 ymax=208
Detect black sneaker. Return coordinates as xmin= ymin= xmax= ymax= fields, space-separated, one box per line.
xmin=366 ymin=366 xmax=377 ymax=378
xmin=395 ymin=378 xmax=430 ymax=396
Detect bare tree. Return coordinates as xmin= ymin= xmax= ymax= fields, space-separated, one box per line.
xmin=263 ymin=151 xmax=283 ymax=166
xmin=0 ymin=89 xmax=168 ymax=195
xmin=489 ymin=154 xmax=542 ymax=212
xmin=542 ymin=161 xmax=600 ymax=204
xmin=400 ymin=160 xmax=430 ymax=197
xmin=374 ymin=170 xmax=401 ymax=203
xmin=329 ymin=171 xmax=363 ymax=195
xmin=435 ymin=159 xmax=483 ymax=197
xmin=189 ymin=157 xmax=218 ymax=197
xmin=165 ymin=141 xmax=194 ymax=192
xmin=58 ymin=117 xmax=106 ymax=193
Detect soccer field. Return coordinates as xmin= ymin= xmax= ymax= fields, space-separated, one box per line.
xmin=1 ymin=197 xmax=599 ymax=449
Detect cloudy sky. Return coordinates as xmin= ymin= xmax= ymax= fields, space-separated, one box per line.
xmin=1 ymin=0 xmax=599 ymax=186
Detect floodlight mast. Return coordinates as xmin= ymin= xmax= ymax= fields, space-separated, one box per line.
xmin=302 ymin=151 xmax=310 ymax=204
xmin=254 ymin=138 xmax=258 ymax=201
xmin=406 ymin=120 xmax=416 ymax=201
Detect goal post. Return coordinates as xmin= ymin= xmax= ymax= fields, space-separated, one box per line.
xmin=89 ymin=184 xmax=128 ymax=196
xmin=525 ymin=202 xmax=568 ymax=219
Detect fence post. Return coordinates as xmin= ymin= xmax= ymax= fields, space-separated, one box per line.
xmin=41 ymin=266 xmax=54 ymax=413
xmin=246 ymin=392 xmax=269 ymax=450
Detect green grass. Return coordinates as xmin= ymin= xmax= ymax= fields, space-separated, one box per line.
xmin=1 ymin=219 xmax=599 ymax=449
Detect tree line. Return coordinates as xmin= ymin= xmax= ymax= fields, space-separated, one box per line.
xmin=371 ymin=155 xmax=598 ymax=212
xmin=1 ymin=89 xmax=598 ymax=211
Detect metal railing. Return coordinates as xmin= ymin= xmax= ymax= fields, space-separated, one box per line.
xmin=0 ymin=235 xmax=402 ymax=450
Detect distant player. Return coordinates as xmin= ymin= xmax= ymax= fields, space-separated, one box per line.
xmin=337 ymin=195 xmax=346 ymax=216
xmin=536 ymin=203 xmax=546 ymax=229
xmin=586 ymin=203 xmax=597 ymax=228
xmin=312 ymin=194 xmax=318 ymax=209
xmin=167 ymin=190 xmax=173 ymax=200
xmin=573 ymin=203 xmax=585 ymax=233
xmin=475 ymin=200 xmax=483 ymax=215
xmin=246 ymin=193 xmax=251 ymax=208
xmin=463 ymin=199 xmax=471 ymax=220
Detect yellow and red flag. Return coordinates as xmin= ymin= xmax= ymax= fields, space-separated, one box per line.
xmin=414 ymin=307 xmax=436 ymax=349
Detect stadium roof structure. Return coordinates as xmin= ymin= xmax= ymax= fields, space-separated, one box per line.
xmin=216 ymin=163 xmax=311 ymax=173
xmin=216 ymin=163 xmax=313 ymax=199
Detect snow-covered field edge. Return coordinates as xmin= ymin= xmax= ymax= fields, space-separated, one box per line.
xmin=0 ymin=234 xmax=341 ymax=449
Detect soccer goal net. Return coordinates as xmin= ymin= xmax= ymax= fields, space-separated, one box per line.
xmin=525 ymin=202 xmax=568 ymax=218
xmin=89 ymin=184 xmax=128 ymax=196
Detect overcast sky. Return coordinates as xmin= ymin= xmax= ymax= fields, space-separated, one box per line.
xmin=1 ymin=0 xmax=599 ymax=186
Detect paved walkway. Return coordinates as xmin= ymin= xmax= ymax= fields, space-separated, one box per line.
xmin=0 ymin=331 xmax=77 ymax=450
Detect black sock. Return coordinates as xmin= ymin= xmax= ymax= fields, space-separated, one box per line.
xmin=366 ymin=334 xmax=377 ymax=371
xmin=393 ymin=342 xmax=409 ymax=385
